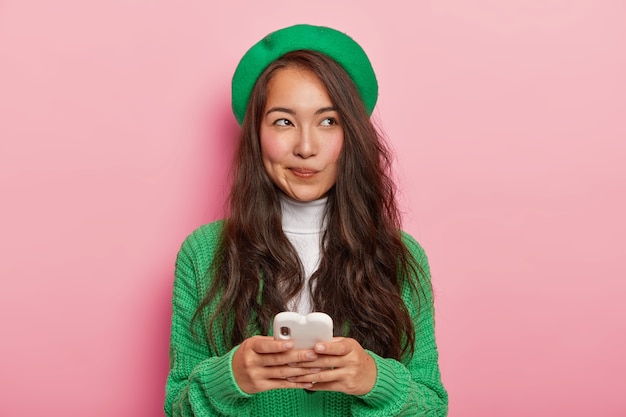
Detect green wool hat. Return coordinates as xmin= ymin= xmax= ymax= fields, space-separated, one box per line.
xmin=231 ymin=24 xmax=378 ymax=125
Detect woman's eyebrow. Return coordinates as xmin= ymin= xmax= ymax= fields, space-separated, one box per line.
xmin=315 ymin=106 xmax=336 ymax=115
xmin=265 ymin=107 xmax=295 ymax=116
xmin=265 ymin=106 xmax=336 ymax=116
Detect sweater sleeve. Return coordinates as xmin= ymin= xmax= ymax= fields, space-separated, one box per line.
xmin=164 ymin=224 xmax=253 ymax=417
xmin=352 ymin=233 xmax=448 ymax=416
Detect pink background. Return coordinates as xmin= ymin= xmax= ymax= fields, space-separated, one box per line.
xmin=1 ymin=0 xmax=625 ymax=415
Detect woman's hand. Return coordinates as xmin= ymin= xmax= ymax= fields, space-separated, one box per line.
xmin=286 ymin=337 xmax=377 ymax=395
xmin=231 ymin=336 xmax=323 ymax=394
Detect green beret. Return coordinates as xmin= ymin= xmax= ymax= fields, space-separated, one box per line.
xmin=231 ymin=24 xmax=378 ymax=125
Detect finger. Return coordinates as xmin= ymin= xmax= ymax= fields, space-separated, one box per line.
xmin=314 ymin=338 xmax=352 ymax=356
xmin=303 ymin=381 xmax=341 ymax=392
xmin=254 ymin=349 xmax=319 ymax=368
xmin=280 ymin=380 xmax=316 ymax=390
xmin=249 ymin=336 xmax=295 ymax=354
xmin=248 ymin=367 xmax=328 ymax=392
xmin=271 ymin=366 xmax=322 ymax=379
xmin=234 ymin=363 xmax=320 ymax=393
xmin=289 ymin=369 xmax=371 ymax=395
xmin=286 ymin=349 xmax=320 ymax=364
xmin=288 ymin=356 xmax=337 ymax=369
xmin=287 ymin=367 xmax=342 ymax=384
xmin=258 ymin=378 xmax=303 ymax=391
xmin=261 ymin=361 xmax=323 ymax=379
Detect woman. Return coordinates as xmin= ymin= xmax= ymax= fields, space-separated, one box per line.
xmin=165 ymin=24 xmax=448 ymax=416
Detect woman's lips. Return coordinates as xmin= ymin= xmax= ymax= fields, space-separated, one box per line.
xmin=290 ymin=168 xmax=317 ymax=178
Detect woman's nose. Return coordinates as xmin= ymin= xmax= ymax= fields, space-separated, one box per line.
xmin=294 ymin=127 xmax=317 ymax=158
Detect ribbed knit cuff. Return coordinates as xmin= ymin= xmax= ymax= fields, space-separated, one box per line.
xmin=189 ymin=346 xmax=252 ymax=409
xmin=357 ymin=350 xmax=410 ymax=409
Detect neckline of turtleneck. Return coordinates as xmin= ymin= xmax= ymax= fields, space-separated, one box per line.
xmin=280 ymin=193 xmax=327 ymax=234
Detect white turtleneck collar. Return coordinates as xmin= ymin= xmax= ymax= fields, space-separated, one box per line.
xmin=278 ymin=193 xmax=328 ymax=314
xmin=279 ymin=193 xmax=328 ymax=234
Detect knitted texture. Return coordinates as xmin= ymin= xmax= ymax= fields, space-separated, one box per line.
xmin=165 ymin=220 xmax=448 ymax=416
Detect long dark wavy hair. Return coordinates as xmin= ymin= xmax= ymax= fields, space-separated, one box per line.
xmin=193 ymin=50 xmax=427 ymax=360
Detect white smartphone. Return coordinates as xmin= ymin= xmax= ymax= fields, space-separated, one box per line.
xmin=273 ymin=312 xmax=333 ymax=350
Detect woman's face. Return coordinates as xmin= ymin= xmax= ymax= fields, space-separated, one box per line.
xmin=259 ymin=66 xmax=344 ymax=202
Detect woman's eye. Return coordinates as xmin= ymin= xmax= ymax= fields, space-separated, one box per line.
xmin=320 ymin=118 xmax=338 ymax=126
xmin=274 ymin=118 xmax=292 ymax=127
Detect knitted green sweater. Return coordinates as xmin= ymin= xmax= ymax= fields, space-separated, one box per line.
xmin=164 ymin=221 xmax=448 ymax=416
